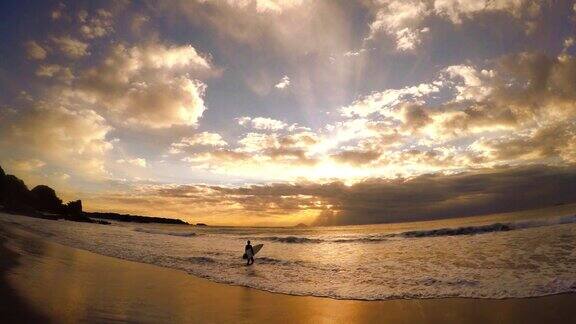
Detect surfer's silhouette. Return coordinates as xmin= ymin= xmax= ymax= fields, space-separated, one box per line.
xmin=245 ymin=240 xmax=255 ymax=265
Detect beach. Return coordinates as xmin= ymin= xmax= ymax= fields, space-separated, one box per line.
xmin=1 ymin=220 xmax=576 ymax=323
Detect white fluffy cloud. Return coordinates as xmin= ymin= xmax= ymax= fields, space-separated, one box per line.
xmin=238 ymin=116 xmax=287 ymax=130
xmin=0 ymin=102 xmax=113 ymax=178
xmin=368 ymin=0 xmax=428 ymax=50
xmin=170 ymin=132 xmax=228 ymax=153
xmin=434 ymin=0 xmax=541 ymax=24
xmin=69 ymin=42 xmax=212 ymax=128
xmin=368 ymin=0 xmax=543 ymax=51
xmin=117 ymin=158 xmax=147 ymax=167
xmin=444 ymin=65 xmax=494 ymax=101
xmin=341 ymin=83 xmax=440 ymax=117
xmin=274 ymin=75 xmax=290 ymax=89
xmin=119 ymin=76 xmax=207 ymax=128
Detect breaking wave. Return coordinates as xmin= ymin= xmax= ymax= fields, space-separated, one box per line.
xmin=260 ymin=236 xmax=323 ymax=243
xmin=257 ymin=214 xmax=576 ymax=243
xmin=399 ymin=223 xmax=512 ymax=238
xmin=332 ymin=236 xmax=388 ymax=243
xmin=398 ymin=214 xmax=576 ymax=238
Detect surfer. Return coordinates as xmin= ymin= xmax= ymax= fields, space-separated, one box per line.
xmin=245 ymin=240 xmax=255 ymax=265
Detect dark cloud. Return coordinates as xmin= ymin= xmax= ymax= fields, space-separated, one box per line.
xmin=331 ymin=150 xmax=381 ymax=165
xmin=477 ymin=122 xmax=576 ymax=162
xmin=204 ymin=164 xmax=576 ymax=225
xmin=400 ymin=103 xmax=432 ymax=131
xmin=323 ymin=165 xmax=576 ymax=225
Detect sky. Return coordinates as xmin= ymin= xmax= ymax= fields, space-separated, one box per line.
xmin=1 ymin=0 xmax=576 ymax=226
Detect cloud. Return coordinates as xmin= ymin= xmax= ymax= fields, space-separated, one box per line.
xmin=368 ymin=0 xmax=428 ymax=50
xmin=155 ymin=0 xmax=358 ymax=115
xmin=205 ymin=164 xmax=576 ymax=225
xmin=444 ymin=65 xmax=494 ymax=101
xmin=5 ymin=1 xmax=576 ymax=227
xmin=68 ymin=42 xmax=212 ymax=128
xmin=331 ymin=150 xmax=381 ymax=165
xmin=236 ymin=131 xmax=319 ymax=153
xmin=50 ymin=2 xmax=66 ymax=21
xmin=181 ymin=130 xmax=322 ymax=178
xmin=158 ymin=0 xmax=351 ymax=57
xmin=36 ymin=64 xmax=75 ymax=83
xmin=341 ymin=83 xmax=440 ymax=117
xmin=130 ymin=14 xmax=150 ymax=34
xmin=0 ymin=101 xmax=113 ymax=178
xmin=50 ymin=36 xmax=90 ymax=58
xmin=170 ymin=132 xmax=228 ymax=153
xmin=78 ymin=9 xmax=114 ymax=39
xmin=144 ymin=49 xmax=576 ymax=183
xmin=318 ymin=165 xmax=576 ymax=225
xmin=316 ymin=49 xmax=576 ymax=178
xmin=340 ymin=51 xmax=576 ymax=144
xmin=471 ymin=122 xmax=576 ymax=163
xmin=434 ymin=0 xmax=542 ymax=25
xmin=238 ymin=116 xmax=287 ymax=130
xmin=343 ymin=47 xmax=374 ymax=57
xmin=274 ymin=75 xmax=290 ymax=89
xmin=116 ymin=158 xmax=147 ymax=167
xmin=237 ymin=132 xmax=283 ymax=152
xmin=208 ymin=0 xmax=305 ymax=14
xmin=440 ymin=52 xmax=576 ymax=136
xmin=4 ymin=158 xmax=46 ymax=172
xmin=367 ymin=0 xmax=544 ymax=51
xmin=80 ymin=162 xmax=576 ymax=226
xmin=24 ymin=41 xmax=47 ymax=60
xmin=118 ymin=77 xmax=207 ymax=128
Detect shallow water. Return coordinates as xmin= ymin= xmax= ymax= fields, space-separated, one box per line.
xmin=2 ymin=208 xmax=576 ymax=300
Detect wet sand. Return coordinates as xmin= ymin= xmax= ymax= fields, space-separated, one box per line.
xmin=1 ymin=221 xmax=575 ymax=323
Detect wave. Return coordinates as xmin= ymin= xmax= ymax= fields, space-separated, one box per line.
xmin=260 ymin=235 xmax=389 ymax=244
xmin=399 ymin=223 xmax=512 ymax=238
xmin=133 ymin=227 xmax=197 ymax=237
xmin=332 ymin=236 xmax=388 ymax=243
xmin=398 ymin=214 xmax=576 ymax=238
xmin=512 ymin=214 xmax=576 ymax=229
xmin=260 ymin=236 xmax=323 ymax=243
xmin=256 ymin=214 xmax=576 ymax=244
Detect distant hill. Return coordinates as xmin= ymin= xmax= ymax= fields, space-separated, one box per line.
xmin=0 ymin=165 xmax=187 ymax=225
xmin=85 ymin=211 xmax=187 ymax=224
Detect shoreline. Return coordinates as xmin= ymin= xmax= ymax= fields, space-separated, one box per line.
xmin=2 ymin=222 xmax=576 ymax=323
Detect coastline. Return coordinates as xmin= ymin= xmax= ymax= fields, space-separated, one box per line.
xmin=1 ymin=221 xmax=576 ymax=323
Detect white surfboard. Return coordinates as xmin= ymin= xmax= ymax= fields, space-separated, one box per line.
xmin=243 ymin=244 xmax=263 ymax=259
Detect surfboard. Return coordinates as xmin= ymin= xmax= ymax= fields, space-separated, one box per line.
xmin=243 ymin=244 xmax=263 ymax=259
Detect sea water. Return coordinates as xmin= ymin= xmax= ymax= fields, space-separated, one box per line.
xmin=1 ymin=208 xmax=576 ymax=300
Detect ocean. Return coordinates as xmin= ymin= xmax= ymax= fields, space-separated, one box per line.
xmin=2 ymin=206 xmax=576 ymax=300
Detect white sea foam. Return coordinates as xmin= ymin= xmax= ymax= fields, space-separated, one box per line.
xmin=2 ymin=212 xmax=576 ymax=300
